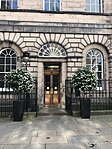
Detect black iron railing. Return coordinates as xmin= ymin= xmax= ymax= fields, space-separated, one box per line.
xmin=65 ymin=79 xmax=112 ymax=115
xmin=0 ymin=79 xmax=38 ymax=117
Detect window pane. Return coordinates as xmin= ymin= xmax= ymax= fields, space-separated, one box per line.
xmin=98 ymin=80 xmax=102 ymax=87
xmin=13 ymin=0 xmax=17 ymax=9
xmin=6 ymin=65 xmax=10 ymax=72
xmin=45 ymin=3 xmax=49 ymax=11
xmin=51 ymin=0 xmax=54 ymax=3
xmin=92 ymin=56 xmax=96 ymax=65
xmin=96 ymin=0 xmax=100 ymax=4
xmin=86 ymin=0 xmax=90 ymax=4
xmin=0 ymin=73 xmax=4 ymax=87
xmin=97 ymin=65 xmax=102 ymax=71
xmin=86 ymin=4 xmax=91 ymax=12
xmin=44 ymin=0 xmax=60 ymax=11
xmin=91 ymin=5 xmax=95 ymax=12
xmin=7 ymin=0 xmax=11 ymax=9
xmin=1 ymin=0 xmax=17 ymax=9
xmin=95 ymin=5 xmax=99 ymax=12
xmin=91 ymin=0 xmax=95 ymax=5
xmin=6 ymin=57 xmax=10 ymax=64
xmin=45 ymin=0 xmax=49 ymax=2
xmin=12 ymin=65 xmax=16 ymax=69
xmin=97 ymin=72 xmax=102 ymax=79
xmin=1 ymin=0 xmax=6 ymax=9
xmin=86 ymin=0 xmax=101 ymax=12
xmin=56 ymin=2 xmax=60 ymax=11
xmin=12 ymin=57 xmax=16 ymax=64
xmin=50 ymin=3 xmax=54 ymax=11
xmin=0 ymin=57 xmax=4 ymax=64
xmin=0 ymin=65 xmax=4 ymax=72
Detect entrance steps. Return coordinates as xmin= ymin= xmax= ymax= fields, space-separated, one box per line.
xmin=37 ymin=106 xmax=68 ymax=116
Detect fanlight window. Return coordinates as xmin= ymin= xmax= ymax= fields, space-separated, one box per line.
xmin=86 ymin=49 xmax=104 ymax=88
xmin=0 ymin=48 xmax=17 ymax=88
xmin=38 ymin=43 xmax=66 ymax=57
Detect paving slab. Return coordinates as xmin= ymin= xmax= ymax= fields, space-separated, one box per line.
xmin=3 ymin=144 xmax=45 ymax=149
xmin=57 ymin=129 xmax=77 ymax=137
xmin=12 ymin=128 xmax=38 ymax=138
xmin=97 ymin=142 xmax=112 ymax=149
xmin=85 ymin=142 xmax=112 ymax=149
xmin=46 ymin=143 xmax=85 ymax=149
xmin=0 ymin=145 xmax=4 ymax=149
xmin=38 ymin=130 xmax=57 ymax=137
xmin=31 ymin=136 xmax=68 ymax=144
xmin=99 ymin=127 xmax=112 ymax=135
xmin=0 ymin=137 xmax=31 ymax=145
xmin=67 ymin=135 xmax=103 ymax=143
xmin=100 ymin=135 xmax=112 ymax=142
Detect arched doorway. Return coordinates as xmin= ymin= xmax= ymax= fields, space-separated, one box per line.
xmin=38 ymin=42 xmax=67 ymax=107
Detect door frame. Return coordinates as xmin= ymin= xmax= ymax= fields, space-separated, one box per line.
xmin=44 ymin=62 xmax=61 ymax=106
xmin=37 ymin=59 xmax=67 ymax=108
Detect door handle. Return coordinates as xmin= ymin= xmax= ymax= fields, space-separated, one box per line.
xmin=50 ymin=88 xmax=53 ymax=94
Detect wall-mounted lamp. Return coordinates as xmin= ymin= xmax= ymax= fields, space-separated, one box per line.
xmin=23 ymin=51 xmax=30 ymax=70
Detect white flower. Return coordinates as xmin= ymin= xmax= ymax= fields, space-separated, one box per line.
xmin=5 ymin=69 xmax=34 ymax=94
xmin=72 ymin=67 xmax=97 ymax=92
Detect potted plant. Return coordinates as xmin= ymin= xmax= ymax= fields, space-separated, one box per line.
xmin=72 ymin=67 xmax=97 ymax=118
xmin=5 ymin=68 xmax=34 ymax=121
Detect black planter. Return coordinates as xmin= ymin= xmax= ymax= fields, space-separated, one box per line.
xmin=13 ymin=100 xmax=24 ymax=121
xmin=80 ymin=98 xmax=91 ymax=119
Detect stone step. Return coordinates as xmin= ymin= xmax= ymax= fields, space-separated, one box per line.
xmin=37 ymin=107 xmax=68 ymax=116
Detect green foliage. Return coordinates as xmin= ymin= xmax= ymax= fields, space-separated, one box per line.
xmin=72 ymin=67 xmax=97 ymax=92
xmin=5 ymin=69 xmax=34 ymax=94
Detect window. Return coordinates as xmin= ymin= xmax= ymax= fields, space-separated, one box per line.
xmin=0 ymin=0 xmax=18 ymax=9
xmin=38 ymin=43 xmax=66 ymax=57
xmin=86 ymin=49 xmax=104 ymax=88
xmin=44 ymin=0 xmax=61 ymax=11
xmin=0 ymin=48 xmax=17 ymax=88
xmin=86 ymin=0 xmax=102 ymax=13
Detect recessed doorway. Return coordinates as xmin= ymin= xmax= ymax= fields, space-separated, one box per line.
xmin=44 ymin=63 xmax=61 ymax=107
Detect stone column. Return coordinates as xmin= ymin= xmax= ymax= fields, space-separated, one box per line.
xmin=61 ymin=62 xmax=67 ymax=108
xmin=37 ymin=62 xmax=44 ymax=107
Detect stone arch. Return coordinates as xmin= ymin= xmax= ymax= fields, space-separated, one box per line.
xmin=0 ymin=32 xmax=28 ymax=55
xmin=0 ymin=40 xmax=22 ymax=56
xmin=79 ymin=34 xmax=111 ymax=54
xmin=35 ymin=33 xmax=69 ymax=54
xmin=0 ymin=32 xmax=24 ymax=48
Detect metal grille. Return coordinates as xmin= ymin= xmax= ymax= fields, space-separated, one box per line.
xmin=65 ymin=79 xmax=112 ymax=115
xmin=0 ymin=79 xmax=38 ymax=117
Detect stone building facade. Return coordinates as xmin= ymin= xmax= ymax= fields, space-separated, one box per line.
xmin=0 ymin=0 xmax=112 ymax=108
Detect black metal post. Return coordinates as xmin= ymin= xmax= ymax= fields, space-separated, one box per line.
xmin=23 ymin=52 xmax=30 ymax=112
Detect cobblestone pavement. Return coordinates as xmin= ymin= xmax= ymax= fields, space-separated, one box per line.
xmin=0 ymin=114 xmax=112 ymax=149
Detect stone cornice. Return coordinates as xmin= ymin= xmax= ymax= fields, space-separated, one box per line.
xmin=0 ymin=9 xmax=111 ymax=16
xmin=0 ymin=20 xmax=111 ymax=34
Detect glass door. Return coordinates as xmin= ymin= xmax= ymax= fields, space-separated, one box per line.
xmin=44 ymin=63 xmax=60 ymax=106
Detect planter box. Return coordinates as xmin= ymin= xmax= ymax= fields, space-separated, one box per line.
xmin=80 ymin=98 xmax=91 ymax=119
xmin=13 ymin=100 xmax=24 ymax=121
